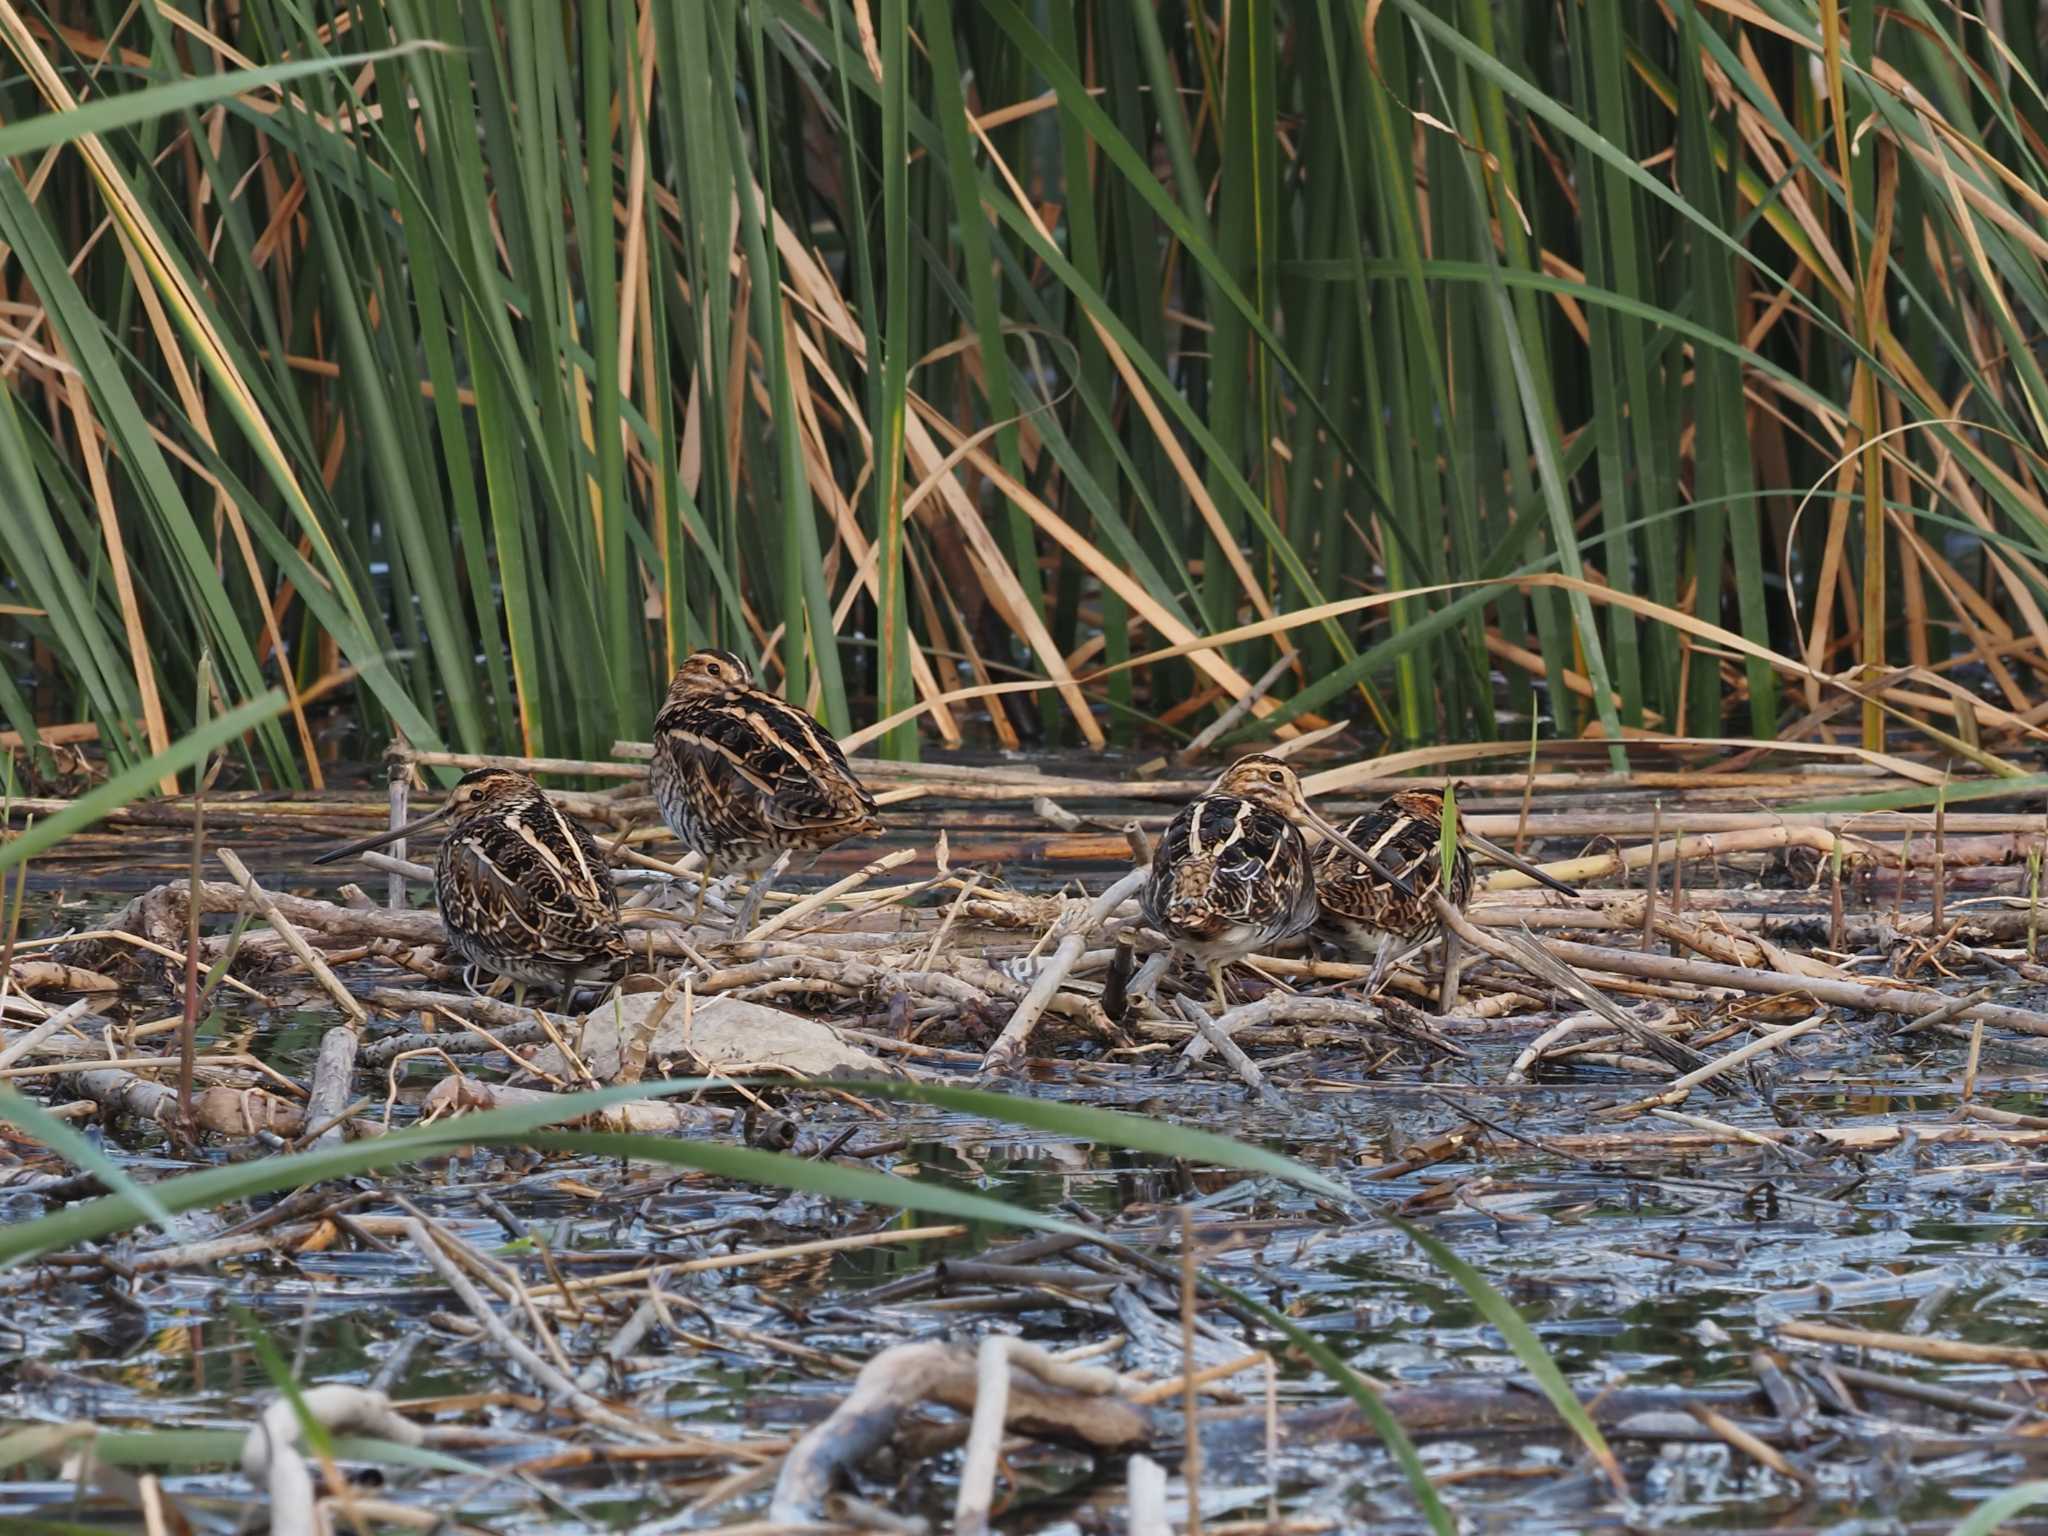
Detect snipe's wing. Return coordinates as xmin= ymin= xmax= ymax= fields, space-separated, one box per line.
xmin=1146 ymin=797 xmax=1313 ymax=939
xmin=441 ymin=797 xmax=625 ymax=969
xmin=656 ymin=688 xmax=878 ymax=841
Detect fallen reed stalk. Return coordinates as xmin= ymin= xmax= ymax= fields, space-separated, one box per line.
xmin=1779 ymin=1320 xmax=2048 ymax=1370
xmin=979 ymin=866 xmax=1145 ymax=1072
xmin=403 ymin=1218 xmax=667 ymax=1443
xmin=1437 ymin=899 xmax=2048 ymax=1034
xmin=216 ymin=848 xmax=367 ymax=1027
xmin=768 ymin=1340 xmax=1146 ymax=1523
xmin=527 ymin=1226 xmax=969 ymax=1302
xmin=1177 ymin=998 xmax=1290 ymax=1112
xmin=303 ymin=1027 xmax=359 ymax=1151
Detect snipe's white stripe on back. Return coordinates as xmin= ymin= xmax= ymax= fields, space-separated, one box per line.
xmin=543 ymin=800 xmax=600 ymax=898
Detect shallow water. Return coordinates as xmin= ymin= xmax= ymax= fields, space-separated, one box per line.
xmin=9 ymin=778 xmax=2048 ymax=1532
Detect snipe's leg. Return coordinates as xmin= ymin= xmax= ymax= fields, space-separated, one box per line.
xmin=732 ymin=852 xmax=789 ymax=937
xmin=1206 ymin=960 xmax=1230 ymax=1015
xmin=1362 ymin=942 xmax=1396 ymax=1000
xmin=1438 ymin=931 xmax=1465 ymax=1013
xmin=691 ymin=859 xmax=716 ymax=922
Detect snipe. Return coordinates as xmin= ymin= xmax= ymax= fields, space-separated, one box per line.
xmin=315 ymin=767 xmax=629 ymax=1010
xmin=650 ymin=647 xmax=882 ymax=932
xmin=1314 ymin=785 xmax=1578 ymax=997
xmin=1141 ymin=753 xmax=1417 ymax=1012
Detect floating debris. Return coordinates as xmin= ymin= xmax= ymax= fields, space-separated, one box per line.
xmin=6 ymin=756 xmax=2048 ymax=1530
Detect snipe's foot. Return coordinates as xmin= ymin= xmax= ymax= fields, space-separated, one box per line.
xmin=730 ymin=853 xmax=791 ymax=938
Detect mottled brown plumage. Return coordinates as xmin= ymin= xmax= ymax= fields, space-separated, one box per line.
xmin=1141 ymin=754 xmax=1417 ymax=1010
xmin=1315 ymin=785 xmax=1579 ymax=997
xmin=1314 ymin=789 xmax=1472 ymax=996
xmin=650 ymin=648 xmax=881 ymax=927
xmin=316 ymin=768 xmax=628 ymax=1002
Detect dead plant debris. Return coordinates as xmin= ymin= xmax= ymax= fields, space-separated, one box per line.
xmin=6 ymin=755 xmax=2048 ymax=1530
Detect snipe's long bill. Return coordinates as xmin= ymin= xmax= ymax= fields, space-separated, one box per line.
xmin=315 ymin=806 xmax=453 ymax=866
xmin=1463 ymin=828 xmax=1579 ymax=897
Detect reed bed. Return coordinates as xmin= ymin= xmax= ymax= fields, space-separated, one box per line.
xmin=6 ymin=3 xmax=2048 ymax=786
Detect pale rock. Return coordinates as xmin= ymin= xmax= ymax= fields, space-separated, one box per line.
xmin=525 ymin=990 xmax=909 ymax=1084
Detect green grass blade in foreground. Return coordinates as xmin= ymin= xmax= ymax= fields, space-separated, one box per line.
xmin=1392 ymin=1215 xmax=1624 ymax=1492
xmin=0 ymin=1087 xmax=179 ymax=1236
xmin=0 ymin=46 xmax=434 ymax=159
xmin=0 ymin=1423 xmax=98 ymax=1474
xmin=1206 ymin=1274 xmax=1456 ymax=1536
xmin=0 ymin=1519 xmax=118 ymax=1536
xmin=0 ymin=1078 xmax=726 ymax=1266
xmin=1783 ymin=773 xmax=2048 ymax=815
xmin=0 ymin=1423 xmax=485 ymax=1478
xmin=0 ymin=1072 xmax=1328 ymax=1263
xmin=1949 ymin=1482 xmax=2048 ymax=1536
xmin=0 ymin=691 xmax=287 ymax=873
xmin=526 ymin=1132 xmax=1091 ymax=1236
xmin=831 ymin=1079 xmax=1346 ymax=1198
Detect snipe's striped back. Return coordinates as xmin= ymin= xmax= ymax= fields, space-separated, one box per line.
xmin=649 ymin=648 xmax=881 ymax=876
xmin=1312 ymin=788 xmax=1471 ymax=977
xmin=316 ymin=767 xmax=628 ymax=1000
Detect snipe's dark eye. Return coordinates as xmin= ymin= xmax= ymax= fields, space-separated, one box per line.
xmin=1268 ymin=769 xmax=1285 ymax=783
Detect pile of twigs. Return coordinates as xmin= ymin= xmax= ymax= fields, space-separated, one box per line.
xmin=13 ymin=747 xmax=2048 ymax=1525
xmin=9 ymin=741 xmax=2048 ymax=1127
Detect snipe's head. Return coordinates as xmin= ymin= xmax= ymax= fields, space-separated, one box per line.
xmin=1209 ymin=753 xmax=1423 ymax=901
xmin=665 ymin=648 xmax=753 ymax=710
xmin=312 ymin=767 xmax=542 ymax=867
xmin=1210 ymin=753 xmax=1306 ymax=817
xmin=1388 ymin=787 xmax=1449 ymax=824
xmin=443 ymin=767 xmax=538 ymax=822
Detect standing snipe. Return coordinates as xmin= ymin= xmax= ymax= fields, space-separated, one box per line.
xmin=1142 ymin=753 xmax=1416 ymax=1012
xmin=650 ymin=648 xmax=882 ymax=932
xmin=1314 ymin=786 xmax=1578 ymax=997
xmin=316 ymin=768 xmax=630 ymax=1010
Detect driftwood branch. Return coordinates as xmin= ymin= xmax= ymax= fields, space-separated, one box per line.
xmin=417 ymin=1076 xmax=745 ymax=1137
xmin=0 ymin=1000 xmax=96 ymax=1070
xmin=402 ymin=1218 xmax=665 ymax=1443
xmin=77 ymin=1066 xmax=304 ymax=1138
xmin=1180 ymin=995 xmax=1462 ymax=1064
xmin=1177 ymin=997 xmax=1289 ymax=1111
xmin=217 ymin=848 xmax=368 ymax=1026
xmin=305 ymin=1027 xmax=360 ymax=1149
xmin=238 ymin=1384 xmax=420 ymax=1536
xmin=769 ymin=1340 xmax=1149 ymax=1521
xmin=980 ymin=866 xmax=1146 ymax=1072
xmin=1437 ymin=902 xmax=2048 ymax=1034
xmin=1127 ymin=1454 xmax=1172 ymax=1536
